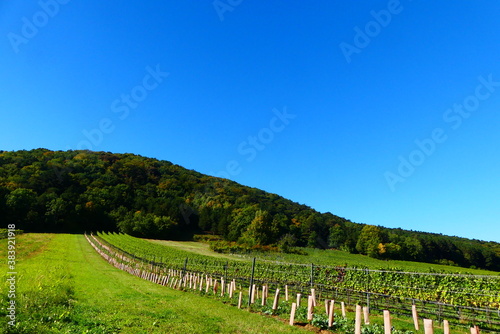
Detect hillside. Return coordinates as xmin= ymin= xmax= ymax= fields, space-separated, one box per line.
xmin=1 ymin=148 xmax=499 ymax=270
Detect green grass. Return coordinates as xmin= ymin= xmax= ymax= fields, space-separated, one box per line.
xmin=0 ymin=233 xmax=480 ymax=334
xmin=147 ymin=239 xmax=244 ymax=261
xmin=0 ymin=234 xmax=312 ymax=334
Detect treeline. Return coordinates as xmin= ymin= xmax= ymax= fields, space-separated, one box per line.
xmin=1 ymin=149 xmax=499 ymax=270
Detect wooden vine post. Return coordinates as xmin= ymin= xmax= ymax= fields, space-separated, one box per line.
xmin=470 ymin=325 xmax=480 ymax=334
xmin=289 ymin=302 xmax=297 ymax=326
xmin=383 ymin=310 xmax=391 ymax=334
xmin=272 ymin=288 xmax=280 ymax=310
xmin=328 ymin=300 xmax=335 ymax=328
xmin=443 ymin=320 xmax=450 ymax=334
xmin=412 ymin=303 xmax=419 ymax=330
xmin=424 ymin=319 xmax=434 ymax=334
xmin=363 ymin=306 xmax=370 ymax=324
xmin=355 ymin=305 xmax=362 ymax=334
xmin=307 ymin=295 xmax=314 ymax=321
xmin=237 ymin=291 xmax=243 ymax=309
xmin=311 ymin=288 xmax=317 ymax=307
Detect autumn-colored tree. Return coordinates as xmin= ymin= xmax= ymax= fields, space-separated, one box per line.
xmin=356 ymin=225 xmax=382 ymax=257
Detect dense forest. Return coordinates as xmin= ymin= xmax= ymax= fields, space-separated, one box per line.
xmin=1 ymin=149 xmax=499 ymax=270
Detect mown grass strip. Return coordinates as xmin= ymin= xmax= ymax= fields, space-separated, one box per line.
xmin=1 ymin=234 xmax=312 ymax=334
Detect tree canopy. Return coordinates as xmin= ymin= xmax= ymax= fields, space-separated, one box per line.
xmin=1 ymin=148 xmax=499 ymax=270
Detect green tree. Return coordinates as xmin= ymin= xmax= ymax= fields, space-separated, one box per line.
xmin=328 ymin=224 xmax=346 ymax=249
xmin=239 ymin=210 xmax=270 ymax=246
xmin=402 ymin=236 xmax=423 ymax=260
xmin=6 ymin=188 xmax=38 ymax=227
xmin=356 ymin=225 xmax=382 ymax=257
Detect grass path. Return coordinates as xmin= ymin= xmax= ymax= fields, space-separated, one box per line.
xmin=1 ymin=234 xmax=311 ymax=334
xmin=147 ymin=239 xmax=245 ymax=261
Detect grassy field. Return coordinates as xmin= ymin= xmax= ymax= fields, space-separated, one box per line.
xmin=148 ymin=239 xmax=500 ymax=275
xmin=0 ymin=234 xmax=312 ymax=334
xmin=0 ymin=233 xmax=485 ymax=333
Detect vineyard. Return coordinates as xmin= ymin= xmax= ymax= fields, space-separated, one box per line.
xmin=91 ymin=232 xmax=500 ymax=333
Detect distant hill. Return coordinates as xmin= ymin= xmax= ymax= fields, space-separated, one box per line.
xmin=1 ymin=148 xmax=499 ymax=270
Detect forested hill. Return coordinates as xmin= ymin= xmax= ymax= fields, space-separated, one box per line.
xmin=1 ymin=149 xmax=499 ymax=270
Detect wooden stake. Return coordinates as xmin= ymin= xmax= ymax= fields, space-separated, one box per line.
xmin=296 ymin=293 xmax=301 ymax=307
xmin=174 ymin=278 xmax=178 ymax=289
xmin=443 ymin=320 xmax=450 ymax=334
xmin=307 ymin=296 xmax=314 ymax=321
xmin=383 ymin=310 xmax=391 ymax=334
xmin=250 ymin=284 xmax=256 ymax=304
xmin=341 ymin=301 xmax=346 ymax=318
xmin=311 ymin=288 xmax=317 ymax=307
xmin=238 ymin=291 xmax=243 ymax=309
xmin=289 ymin=302 xmax=297 ymax=326
xmin=285 ymin=285 xmax=289 ymax=301
xmin=355 ymin=305 xmax=362 ymax=334
xmin=424 ymin=319 xmax=434 ymax=334
xmin=328 ymin=300 xmax=335 ymax=328
xmin=363 ymin=306 xmax=370 ymax=324
xmin=272 ymin=288 xmax=280 ymax=310
xmin=261 ymin=286 xmax=267 ymax=306
xmin=412 ymin=304 xmax=419 ymax=330
xmin=470 ymin=326 xmax=480 ymax=334
xmin=213 ymin=280 xmax=218 ymax=295
xmin=325 ymin=299 xmax=329 ymax=316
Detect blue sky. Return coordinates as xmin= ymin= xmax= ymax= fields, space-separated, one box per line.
xmin=1 ymin=1 xmax=499 ymax=242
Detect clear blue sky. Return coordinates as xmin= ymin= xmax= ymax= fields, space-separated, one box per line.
xmin=2 ymin=1 xmax=499 ymax=242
